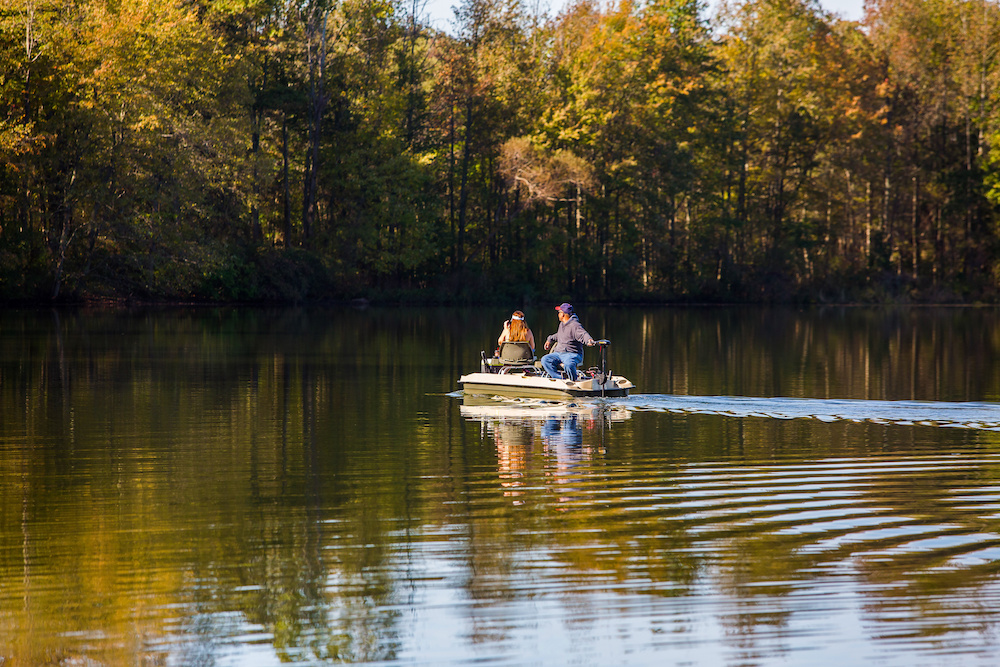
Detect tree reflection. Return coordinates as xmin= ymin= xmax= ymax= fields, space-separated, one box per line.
xmin=1 ymin=307 xmax=1000 ymax=664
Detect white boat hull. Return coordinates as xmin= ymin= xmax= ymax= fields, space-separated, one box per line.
xmin=458 ymin=371 xmax=633 ymax=399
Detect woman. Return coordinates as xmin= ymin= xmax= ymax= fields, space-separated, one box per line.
xmin=497 ymin=310 xmax=536 ymax=353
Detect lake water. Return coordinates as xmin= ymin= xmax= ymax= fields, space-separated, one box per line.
xmin=2 ymin=305 xmax=1000 ymax=665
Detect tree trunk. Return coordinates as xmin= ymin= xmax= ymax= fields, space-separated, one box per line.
xmin=283 ymin=115 xmax=291 ymax=246
xmin=303 ymin=8 xmax=328 ymax=244
xmin=456 ymin=94 xmax=474 ymax=267
xmin=865 ymin=180 xmax=873 ymax=269
xmin=911 ymin=174 xmax=919 ymax=280
xmin=251 ymin=110 xmax=262 ymax=242
xmin=448 ymin=104 xmax=457 ymax=268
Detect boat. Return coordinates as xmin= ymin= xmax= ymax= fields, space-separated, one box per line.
xmin=458 ymin=340 xmax=635 ymax=399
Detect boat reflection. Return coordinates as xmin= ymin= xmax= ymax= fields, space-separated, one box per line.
xmin=460 ymin=397 xmax=630 ymax=501
xmin=459 ymin=395 xmax=631 ymax=420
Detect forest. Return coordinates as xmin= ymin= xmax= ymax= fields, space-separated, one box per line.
xmin=2 ymin=0 xmax=1000 ymax=304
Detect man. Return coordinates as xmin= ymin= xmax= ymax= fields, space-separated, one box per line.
xmin=541 ymin=303 xmax=596 ymax=380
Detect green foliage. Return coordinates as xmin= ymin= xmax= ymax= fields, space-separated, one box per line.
xmin=199 ymin=246 xmax=340 ymax=302
xmin=2 ymin=0 xmax=1000 ymax=304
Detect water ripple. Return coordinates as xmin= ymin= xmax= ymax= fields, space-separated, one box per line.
xmin=458 ymin=391 xmax=1000 ymax=430
xmin=483 ymin=450 xmax=1000 ymax=597
xmin=624 ymin=394 xmax=1000 ymax=430
xmin=457 ymin=396 xmax=1000 ymax=664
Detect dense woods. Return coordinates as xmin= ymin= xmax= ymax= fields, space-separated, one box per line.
xmin=2 ymin=0 xmax=1000 ymax=303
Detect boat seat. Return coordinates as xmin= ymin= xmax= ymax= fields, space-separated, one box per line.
xmin=499 ymin=341 xmax=534 ymax=363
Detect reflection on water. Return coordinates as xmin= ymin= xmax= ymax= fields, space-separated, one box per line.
xmin=461 ymin=397 xmax=631 ymax=501
xmin=452 ymin=398 xmax=1000 ymax=666
xmin=2 ymin=306 xmax=1000 ymax=665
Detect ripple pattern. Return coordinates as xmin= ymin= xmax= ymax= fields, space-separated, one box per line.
xmin=462 ymin=410 xmax=1000 ymax=665
xmin=540 ymin=457 xmax=1000 ymax=568
xmin=625 ymin=394 xmax=1000 ymax=430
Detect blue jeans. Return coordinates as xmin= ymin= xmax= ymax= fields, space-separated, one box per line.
xmin=541 ymin=351 xmax=584 ymax=380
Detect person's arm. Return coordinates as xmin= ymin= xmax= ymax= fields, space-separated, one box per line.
xmin=498 ymin=320 xmax=510 ymax=346
xmin=572 ymin=321 xmax=596 ymax=346
xmin=527 ymin=329 xmax=536 ymax=351
xmin=544 ymin=332 xmax=557 ymax=350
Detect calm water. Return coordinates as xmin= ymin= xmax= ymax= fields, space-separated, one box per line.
xmin=2 ymin=306 xmax=1000 ymax=666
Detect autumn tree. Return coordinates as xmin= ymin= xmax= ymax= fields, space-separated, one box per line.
xmin=427 ymin=0 xmax=539 ymax=289
xmin=867 ymin=0 xmax=1000 ymax=295
xmin=710 ymin=0 xmax=884 ymax=297
xmin=533 ymin=0 xmax=715 ymax=297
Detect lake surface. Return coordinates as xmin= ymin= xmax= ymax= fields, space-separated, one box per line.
xmin=2 ymin=305 xmax=1000 ymax=665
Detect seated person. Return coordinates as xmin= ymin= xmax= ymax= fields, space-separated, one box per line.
xmin=498 ymin=310 xmax=536 ymax=354
xmin=541 ymin=303 xmax=595 ymax=380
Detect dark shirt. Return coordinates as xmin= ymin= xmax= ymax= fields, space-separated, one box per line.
xmin=545 ymin=315 xmax=595 ymax=355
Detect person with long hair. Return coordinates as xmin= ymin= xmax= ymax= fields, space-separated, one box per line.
xmin=498 ymin=310 xmax=536 ymax=352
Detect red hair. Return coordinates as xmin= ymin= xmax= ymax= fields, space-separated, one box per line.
xmin=507 ymin=311 xmax=529 ymax=342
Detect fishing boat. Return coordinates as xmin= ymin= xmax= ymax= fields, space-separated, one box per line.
xmin=458 ymin=340 xmax=635 ymax=399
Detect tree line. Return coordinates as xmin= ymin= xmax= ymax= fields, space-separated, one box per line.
xmin=2 ymin=0 xmax=1000 ymax=303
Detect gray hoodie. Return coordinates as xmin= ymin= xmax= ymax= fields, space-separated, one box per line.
xmin=545 ymin=314 xmax=595 ymax=355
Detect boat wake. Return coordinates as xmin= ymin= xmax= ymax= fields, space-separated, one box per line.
xmin=624 ymin=394 xmax=1000 ymax=431
xmin=450 ymin=390 xmax=1000 ymax=430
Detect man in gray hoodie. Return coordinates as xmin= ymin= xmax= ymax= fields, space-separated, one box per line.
xmin=541 ymin=302 xmax=596 ymax=380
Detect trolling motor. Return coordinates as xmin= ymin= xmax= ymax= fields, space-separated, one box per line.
xmin=595 ymin=339 xmax=610 ymax=397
